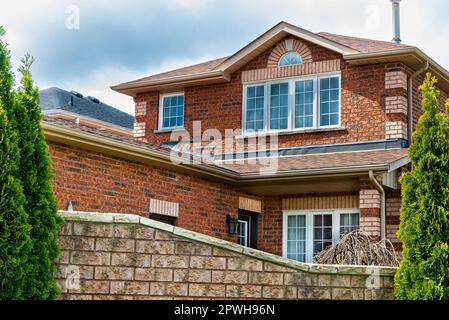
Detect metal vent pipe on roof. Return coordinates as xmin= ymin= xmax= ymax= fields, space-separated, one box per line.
xmin=391 ymin=0 xmax=401 ymax=44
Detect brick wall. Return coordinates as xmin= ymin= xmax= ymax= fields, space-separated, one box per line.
xmin=357 ymin=178 xmax=381 ymax=238
xmin=48 ymin=140 xmax=405 ymax=258
xmin=135 ymin=36 xmax=390 ymax=150
xmin=49 ymin=141 xmax=243 ymax=243
xmin=56 ymin=211 xmax=395 ymax=300
xmin=386 ymin=190 xmax=402 ymax=252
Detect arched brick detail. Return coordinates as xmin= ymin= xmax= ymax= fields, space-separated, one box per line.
xmin=267 ymin=38 xmax=313 ymax=67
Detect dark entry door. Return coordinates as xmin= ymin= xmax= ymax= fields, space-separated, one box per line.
xmin=237 ymin=210 xmax=258 ymax=249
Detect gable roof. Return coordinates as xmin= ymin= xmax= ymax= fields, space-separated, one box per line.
xmin=111 ymin=21 xmax=449 ymax=95
xmin=40 ymin=87 xmax=134 ymax=130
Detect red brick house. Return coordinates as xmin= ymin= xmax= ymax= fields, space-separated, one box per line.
xmin=43 ymin=21 xmax=449 ymax=263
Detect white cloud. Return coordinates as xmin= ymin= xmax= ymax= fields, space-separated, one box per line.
xmin=3 ymin=0 xmax=449 ymax=113
xmin=46 ymin=55 xmax=219 ymax=115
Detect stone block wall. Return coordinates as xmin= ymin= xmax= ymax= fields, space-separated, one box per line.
xmin=56 ymin=211 xmax=396 ymax=300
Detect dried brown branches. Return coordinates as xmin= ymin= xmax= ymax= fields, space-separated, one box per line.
xmin=313 ymin=231 xmax=400 ymax=267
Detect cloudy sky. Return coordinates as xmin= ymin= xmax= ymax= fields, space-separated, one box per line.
xmin=1 ymin=0 xmax=448 ymax=115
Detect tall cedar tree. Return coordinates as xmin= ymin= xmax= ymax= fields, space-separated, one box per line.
xmin=0 ymin=26 xmax=32 ymax=299
xmin=15 ymin=54 xmax=63 ymax=299
xmin=395 ymin=73 xmax=449 ymax=299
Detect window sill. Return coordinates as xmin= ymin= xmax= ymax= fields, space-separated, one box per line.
xmin=154 ymin=127 xmax=186 ymax=134
xmin=236 ymin=126 xmax=346 ymax=139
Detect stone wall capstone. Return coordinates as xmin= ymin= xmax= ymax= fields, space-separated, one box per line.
xmin=56 ymin=211 xmax=396 ymax=300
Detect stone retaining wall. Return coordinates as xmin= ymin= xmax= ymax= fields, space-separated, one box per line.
xmin=56 ymin=211 xmax=396 ymax=300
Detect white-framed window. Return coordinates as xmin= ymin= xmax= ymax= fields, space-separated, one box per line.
xmin=242 ymin=73 xmax=341 ymax=134
xmin=339 ymin=212 xmax=359 ymax=237
xmin=159 ymin=92 xmax=184 ymax=130
xmin=278 ymin=52 xmax=302 ymax=67
xmin=282 ymin=209 xmax=359 ymax=263
xmin=237 ymin=220 xmax=249 ymax=247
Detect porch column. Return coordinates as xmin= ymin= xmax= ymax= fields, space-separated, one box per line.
xmin=359 ymin=178 xmax=381 ymax=239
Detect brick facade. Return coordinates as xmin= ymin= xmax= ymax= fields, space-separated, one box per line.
xmin=359 ymin=179 xmax=381 ymax=238
xmin=49 ymin=141 xmax=242 ymax=243
xmin=56 ymin=212 xmax=395 ymax=300
xmin=46 ymin=31 xmax=449 ymax=273
xmin=48 ymin=141 xmax=393 ymax=257
xmin=135 ymin=36 xmax=390 ymax=149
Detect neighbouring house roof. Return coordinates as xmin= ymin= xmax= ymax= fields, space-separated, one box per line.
xmin=40 ymin=87 xmax=134 ymax=130
xmin=111 ymin=21 xmax=449 ymax=95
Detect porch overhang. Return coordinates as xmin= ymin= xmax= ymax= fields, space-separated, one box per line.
xmin=233 ymin=160 xmax=408 ymax=196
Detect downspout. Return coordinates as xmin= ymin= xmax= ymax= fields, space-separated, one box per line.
xmin=408 ymin=61 xmax=429 ymax=145
xmin=369 ymin=170 xmax=386 ymax=240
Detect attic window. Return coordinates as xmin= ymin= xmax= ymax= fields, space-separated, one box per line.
xmin=278 ymin=52 xmax=302 ymax=67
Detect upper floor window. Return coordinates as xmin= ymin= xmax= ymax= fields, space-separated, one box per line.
xmin=243 ymin=74 xmax=341 ymax=134
xmin=278 ymin=52 xmax=302 ymax=67
xmin=159 ymin=93 xmax=184 ymax=130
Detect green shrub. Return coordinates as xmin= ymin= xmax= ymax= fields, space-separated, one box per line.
xmin=15 ymin=54 xmax=63 ymax=299
xmin=395 ymin=73 xmax=449 ymax=299
xmin=0 ymin=26 xmax=33 ymax=299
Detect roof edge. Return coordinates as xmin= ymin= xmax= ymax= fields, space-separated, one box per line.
xmin=111 ymin=70 xmax=230 ymax=95
xmin=344 ymin=47 xmax=449 ymax=87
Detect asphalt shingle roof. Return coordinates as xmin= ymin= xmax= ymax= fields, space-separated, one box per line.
xmin=317 ymin=32 xmax=413 ymax=54
xmin=215 ymin=149 xmax=409 ymax=174
xmin=42 ymin=117 xmax=409 ymax=176
xmin=115 ymin=30 xmax=414 ymax=87
xmin=117 ymin=57 xmax=228 ymax=87
xmin=39 ymin=87 xmax=134 ymax=129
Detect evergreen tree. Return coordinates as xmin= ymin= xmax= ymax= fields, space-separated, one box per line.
xmin=15 ymin=54 xmax=63 ymax=299
xmin=395 ymin=73 xmax=449 ymax=299
xmin=0 ymin=26 xmax=32 ymax=299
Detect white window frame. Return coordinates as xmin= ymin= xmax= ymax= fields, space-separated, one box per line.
xmin=282 ymin=208 xmax=359 ymax=263
xmin=237 ymin=220 xmax=249 ymax=247
xmin=158 ymin=92 xmax=185 ymax=130
xmin=242 ymin=72 xmax=341 ymax=134
xmin=278 ymin=52 xmax=303 ymax=67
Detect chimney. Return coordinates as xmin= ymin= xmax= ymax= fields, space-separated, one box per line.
xmin=391 ymin=0 xmax=401 ymax=44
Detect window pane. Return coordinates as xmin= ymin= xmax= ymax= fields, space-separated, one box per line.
xmin=286 ymin=215 xmax=306 ymax=262
xmin=237 ymin=220 xmax=248 ymax=247
xmin=330 ymin=113 xmax=339 ymax=125
xmin=245 ymin=85 xmax=265 ymax=132
xmin=248 ymin=86 xmax=255 ymax=98
xmin=295 ymin=80 xmax=314 ymax=129
xmin=320 ymin=78 xmax=330 ymax=90
xmin=279 ymin=52 xmax=303 ymax=67
xmin=319 ymin=76 xmax=340 ymax=127
xmin=270 ymin=83 xmax=289 ymax=130
xmin=330 ymin=77 xmax=339 ymax=88
xmin=313 ymin=214 xmax=333 ymax=255
xmin=320 ymin=114 xmax=329 ymax=126
xmin=340 ymin=213 xmax=360 ymax=238
xmin=161 ymin=94 xmax=184 ymax=128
